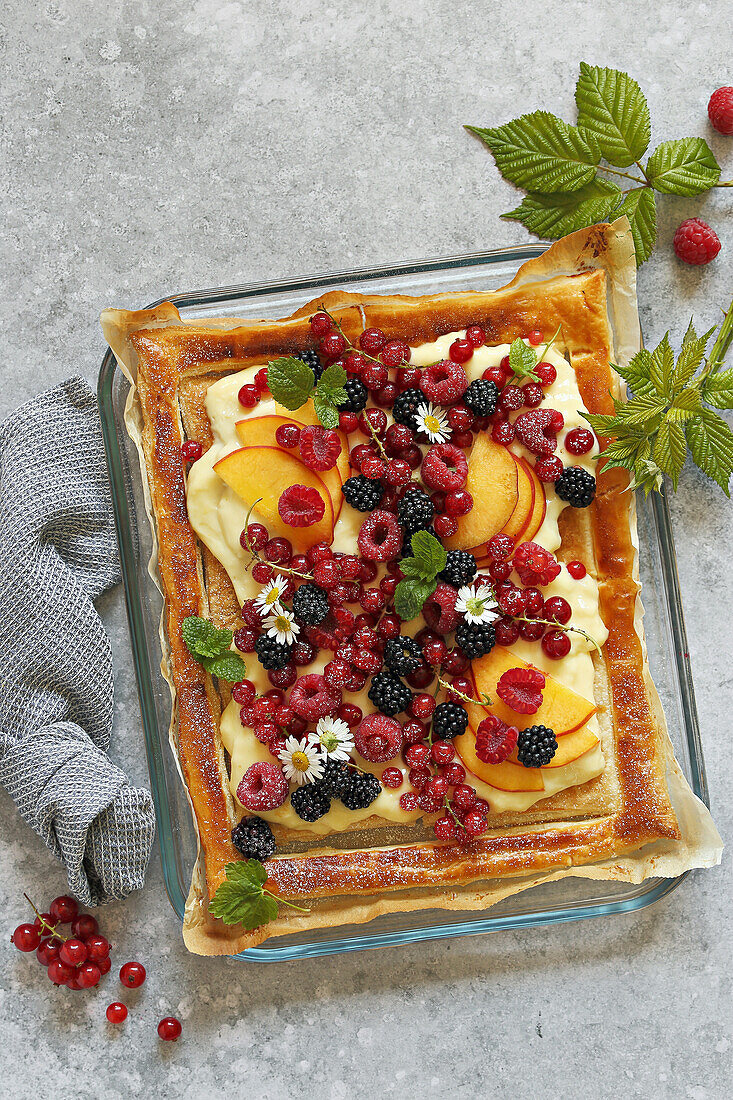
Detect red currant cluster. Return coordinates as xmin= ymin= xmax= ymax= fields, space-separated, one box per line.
xmin=399 ymin=735 xmax=490 ymax=842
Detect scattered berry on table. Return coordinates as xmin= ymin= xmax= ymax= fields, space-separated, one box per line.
xmin=231 ymin=816 xmax=277 ymax=860
xmin=291 ymin=784 xmax=331 ymax=821
xmin=455 ymin=620 xmax=496 ymax=659
xmin=463 ymin=378 xmax=498 ymax=417
xmin=517 ymin=725 xmax=558 ymax=767
xmin=475 ymin=715 xmax=519 ymax=764
xmin=340 ymin=769 xmax=382 ymax=810
xmin=555 ymin=466 xmax=596 ymax=508
xmin=119 ymin=961 xmax=147 ymax=989
xmin=367 ymin=670 xmax=413 ymax=717
xmin=106 ymin=1003 xmax=128 ymax=1024
xmin=383 ymin=636 xmax=423 ymax=677
xmin=341 ymin=475 xmax=384 ymax=512
xmin=438 ymin=549 xmax=478 ymax=588
xmin=708 ymin=86 xmax=733 ymax=134
xmin=432 ymin=701 xmax=469 ymax=740
xmin=158 ymin=1017 xmax=183 ymax=1042
xmin=673 ymin=218 xmax=721 ymax=265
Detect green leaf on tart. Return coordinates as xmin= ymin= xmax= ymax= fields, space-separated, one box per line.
xmin=312 ymin=397 xmax=340 ymax=430
xmin=502 ymin=178 xmax=622 ymax=240
xmin=311 ymin=363 xmax=348 ymax=428
xmin=409 ymin=529 xmax=448 ymax=579
xmin=613 ymin=187 xmax=657 ymax=265
xmin=203 ymin=652 xmax=249 ymax=683
xmin=182 ymin=615 xmax=234 ymax=660
xmin=574 ymin=63 xmax=651 ymax=168
xmin=394 ymin=578 xmax=438 ymax=622
xmin=645 ymin=137 xmax=721 ymax=195
xmin=266 ymin=356 xmax=316 ymax=411
xmin=209 ymin=860 xmax=279 ymax=930
xmin=507 ymin=338 xmax=540 ymax=383
xmin=466 ymin=111 xmax=599 ymax=193
xmin=613 ymin=350 xmax=658 ymax=398
xmin=685 ymin=410 xmax=733 ymax=497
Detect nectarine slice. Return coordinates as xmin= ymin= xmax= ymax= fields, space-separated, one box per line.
xmin=444 ymin=434 xmax=519 ymax=550
xmin=274 ymin=396 xmax=321 ymax=427
xmin=214 ymin=445 xmax=333 ymax=548
xmin=470 ymin=649 xmax=596 ymax=734
xmin=499 ymin=455 xmax=535 ymax=540
xmin=544 ymin=723 xmax=600 ymax=767
xmin=454 ymin=728 xmax=544 ymax=791
xmin=521 ymin=460 xmax=547 ymax=542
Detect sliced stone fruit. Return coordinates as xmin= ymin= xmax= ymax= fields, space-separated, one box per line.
xmin=469 ymin=648 xmax=596 ymax=734
xmin=453 ymin=728 xmax=544 ymax=791
xmin=499 ymin=454 xmax=535 ymax=540
xmin=543 ymin=723 xmax=600 ymax=767
xmin=443 ymin=434 xmax=519 ymax=551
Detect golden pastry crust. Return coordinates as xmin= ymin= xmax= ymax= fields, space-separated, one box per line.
xmin=102 ymin=220 xmax=682 ymax=954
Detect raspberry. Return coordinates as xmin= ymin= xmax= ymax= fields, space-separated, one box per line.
xmin=421 ymin=443 xmax=468 ymax=491
xmin=354 ymin=714 xmax=403 ymax=762
xmin=422 ymin=582 xmax=461 ymax=633
xmin=512 ymin=541 xmax=561 ymax=586
xmin=289 ymin=673 xmax=341 ymax=720
xmin=358 ymin=510 xmax=403 ymax=561
xmin=496 ymin=667 xmax=545 ymax=714
xmin=299 ymin=425 xmax=342 ymax=470
xmin=673 ymin=218 xmax=721 ymax=265
xmin=278 ymin=484 xmax=326 ymax=527
xmin=419 ymin=360 xmax=469 ymax=405
xmin=475 ymin=715 xmax=518 ymax=764
xmin=534 ymin=456 xmax=564 ymax=483
xmin=708 ymin=86 xmax=733 ymax=134
xmin=236 ymin=762 xmax=289 ymax=811
xmin=514 ymin=409 xmax=562 ymax=456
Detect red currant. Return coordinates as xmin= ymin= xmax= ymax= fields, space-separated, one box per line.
xmin=48 ymin=960 xmax=75 ymax=985
xmin=181 ymin=440 xmax=203 ymax=462
xmin=59 ymin=938 xmax=88 ymax=967
xmin=254 ymin=366 xmax=270 ymax=393
xmin=49 ymin=895 xmax=79 ymax=923
xmin=445 ymin=489 xmax=473 ymax=517
xmin=36 ymin=939 xmax=60 ymax=966
xmin=495 ymin=616 xmax=520 ymax=646
xmin=482 ymin=365 xmax=506 ymax=387
xmin=542 ymin=630 xmax=572 ymax=659
xmin=106 ymin=1002 xmax=128 ymax=1024
xmin=78 ymin=962 xmax=102 ymax=988
xmin=86 ymin=934 xmax=111 ymax=963
xmin=564 ymin=428 xmax=595 ymax=455
xmin=380 ymin=767 xmax=404 ymax=789
xmin=523 ymin=587 xmax=545 ymax=616
xmin=275 ymin=423 xmax=300 ymax=448
xmin=158 ymin=1017 xmax=183 ymax=1042
xmin=232 ymin=680 xmax=257 ymax=706
xmin=463 ymin=810 xmax=488 ymax=836
xmin=430 ymin=740 xmax=455 ymax=766
xmin=534 ymin=456 xmax=564 ymax=483
xmin=434 ymin=514 xmax=458 ymax=538
xmin=399 ymin=791 xmax=420 ymax=812
xmin=566 ymin=560 xmax=587 ymax=579
xmin=452 ymin=784 xmax=477 ymax=811
xmin=408 ymin=765 xmax=431 ymax=791
xmin=119 ymin=961 xmax=146 ymax=988
xmin=363 ymin=362 xmax=388 ymax=390
xmin=449 ymin=337 xmax=473 ymax=363
xmin=434 ymin=816 xmax=458 ymax=840
xmin=376 ymin=613 xmax=401 ymax=640
xmin=339 ymin=411 xmax=359 ymax=433
xmin=499 ymin=385 xmax=524 ymax=413
xmin=492 ymin=420 xmax=515 ymax=446
xmin=402 ymin=719 xmax=428 ymax=746
xmin=359 ymin=408 xmax=387 ymax=437
xmin=527 ymin=329 xmax=543 ymax=346
xmin=519 ymin=620 xmax=545 ymax=642
xmin=488 ymin=560 xmax=512 ymax=582
xmin=441 ymin=649 xmax=469 ymax=675
xmin=238 ymin=383 xmax=259 ymax=408
xmin=406 ymin=665 xmax=435 ymax=689
xmin=405 ymin=742 xmax=430 ymax=768
xmin=264 ymin=537 xmax=292 ymax=564
xmin=320 ymin=331 xmax=346 ymax=359
xmin=521 ymin=382 xmax=544 ymax=408
xmin=535 ymin=361 xmax=557 ymax=386
xmin=12 ymin=923 xmax=41 ymax=952
xmin=410 ymin=693 xmax=436 ymax=720
xmin=422 ymin=638 xmax=447 ymax=666
xmin=442 ymin=762 xmax=466 ymax=785
xmin=380 ymin=339 xmax=410 ymax=367
xmin=466 ymin=325 xmax=486 ymax=347
xmin=359 ymin=327 xmax=386 ymax=353
xmin=543 ymin=596 xmax=572 ymax=624
xmin=310 ymin=311 xmax=333 ymax=337
xmin=447 ymin=404 xmax=474 ymax=432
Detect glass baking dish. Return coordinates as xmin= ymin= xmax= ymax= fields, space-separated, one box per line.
xmin=98 ymin=245 xmax=710 ymax=961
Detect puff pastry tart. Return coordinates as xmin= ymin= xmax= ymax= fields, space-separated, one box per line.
xmin=102 ymin=220 xmax=721 ymax=955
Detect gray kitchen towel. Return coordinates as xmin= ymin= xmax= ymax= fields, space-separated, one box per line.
xmin=0 ymin=376 xmax=155 ymax=904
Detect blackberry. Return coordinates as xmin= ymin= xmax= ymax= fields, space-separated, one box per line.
xmin=254 ymin=633 xmax=293 ymax=670
xmin=338 ymin=377 xmax=368 ymax=413
xmin=384 ymin=635 xmax=423 ymax=677
xmin=319 ymin=759 xmax=351 ymax=799
xmin=367 ymin=670 xmax=413 ymax=717
xmin=438 ymin=549 xmax=478 ymax=588
xmin=340 ymin=769 xmax=382 ymax=811
xmin=463 ymin=378 xmax=499 ymax=417
xmin=432 ymin=701 xmax=469 ymax=740
xmin=517 ymin=724 xmax=558 ymax=767
xmin=293 ymin=348 xmax=324 ymax=382
xmin=555 ymin=466 xmax=596 ymax=508
xmin=292 ymin=582 xmax=329 ymax=625
xmin=397 ymin=487 xmax=434 ymax=534
xmin=391 ymin=388 xmax=424 ymax=430
xmin=341 ymin=475 xmax=384 ymax=512
xmin=231 ymin=816 xmax=276 ymax=861
xmin=290 ymin=784 xmax=331 ymax=822
xmin=455 ymin=620 xmax=496 ymax=659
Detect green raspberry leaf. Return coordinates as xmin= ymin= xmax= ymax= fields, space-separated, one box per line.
xmin=667 ymin=387 xmax=703 ymax=421
xmin=209 ymin=861 xmax=279 ymax=930
xmin=653 ymin=420 xmax=686 ymax=489
xmin=685 ymin=409 xmax=733 ymax=496
xmin=649 ymin=334 xmax=675 ymax=399
xmin=182 ymin=616 xmax=233 ymax=660
xmin=501 ymin=178 xmax=622 ymax=239
xmin=575 ymin=64 xmax=651 ymax=167
xmin=646 ymin=138 xmax=720 ymax=195
xmin=508 ymin=338 xmax=540 ymax=382
xmin=673 ymin=329 xmax=712 ymax=391
xmin=581 ymin=411 xmax=621 ymax=437
xmin=203 ymin=652 xmax=249 ymax=683
xmin=615 ymin=391 xmax=667 ymax=426
xmin=409 ymin=529 xmax=448 ymax=580
xmin=394 ymin=578 xmax=437 ymax=622
xmin=614 ymin=187 xmax=656 ymax=265
xmin=312 ymin=396 xmax=340 ymax=430
xmin=466 ymin=112 xmax=599 ymax=193
xmin=266 ymin=356 xmax=316 ymax=411
xmin=702 ymin=370 xmax=733 ymax=410
xmin=614 ymin=349 xmax=657 ymax=397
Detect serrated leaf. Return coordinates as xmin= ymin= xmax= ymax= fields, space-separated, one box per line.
xmin=203 ymin=652 xmax=249 ymax=682
xmin=615 ymin=349 xmax=657 ymax=397
xmin=653 ymin=420 xmax=686 ymax=488
xmin=266 ymin=356 xmax=315 ymax=411
xmin=598 ymin=437 xmax=645 ymax=464
xmin=182 ymin=616 xmax=233 ymax=660
xmin=575 ymin=63 xmax=651 ymax=167
xmin=209 ymin=861 xmax=279 ymax=930
xmin=410 ymin=529 xmax=448 ymax=579
xmin=686 ymin=410 xmax=733 ymax=496
xmin=507 ymin=338 xmax=539 ymax=382
xmin=581 ymin=411 xmax=621 ymax=436
xmin=312 ymin=396 xmax=340 ymax=430
xmin=671 ymin=387 xmax=703 ymax=414
xmin=502 ymin=178 xmax=622 ymax=239
xmin=615 ymin=391 xmax=666 ymax=426
xmin=702 ymin=370 xmax=733 ymax=410
xmin=614 ymin=187 xmax=656 ymax=265
xmin=682 ymin=319 xmax=698 ymax=347
xmin=316 ymin=363 xmax=348 ymax=402
xmin=466 ymin=111 xmax=599 ymax=193
xmin=646 ymin=138 xmax=720 ymax=195
xmin=394 ymin=578 xmax=437 ymax=622
xmin=673 ymin=335 xmax=708 ymax=391
xmin=649 ymin=334 xmax=675 ymax=398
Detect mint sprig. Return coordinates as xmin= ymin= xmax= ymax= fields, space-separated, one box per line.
xmin=508 ymin=338 xmax=540 ymax=383
xmin=394 ymin=530 xmax=448 ymax=621
xmin=583 ymin=301 xmax=733 ymax=494
xmin=182 ymin=615 xmax=248 ymax=681
xmin=209 ymin=861 xmax=309 ymax=930
xmin=266 ymin=357 xmax=347 ymax=429
xmin=466 ymin=63 xmax=731 ymax=265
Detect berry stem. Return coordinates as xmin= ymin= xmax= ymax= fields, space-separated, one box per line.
xmin=436 ymin=675 xmax=492 ymax=710
xmin=597 ymin=165 xmax=647 ymax=185
xmin=537 ymin=323 xmax=563 ymax=365
xmin=699 ymin=297 xmax=733 ymax=381
xmin=318 ymin=306 xmax=384 ymax=369
xmin=512 ymin=616 xmax=602 ymax=655
xmin=443 ymin=795 xmax=468 ymax=833
xmin=23 ymin=894 xmax=68 ymax=942
xmin=264 ymin=889 xmax=310 ymax=914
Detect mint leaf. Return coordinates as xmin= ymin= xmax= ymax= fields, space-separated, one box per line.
xmin=394 ymin=578 xmax=437 ymax=622
xmin=575 ymin=64 xmax=651 ymax=167
xmin=409 ymin=529 xmax=448 ymax=579
xmin=182 ymin=616 xmax=233 ymax=660
xmin=466 ymin=112 xmax=599 ymax=193
xmin=312 ymin=396 xmax=339 ymax=430
xmin=204 ymin=652 xmax=249 ymax=683
xmin=267 ymin=356 xmax=315 ymax=411
xmin=686 ymin=410 xmax=733 ymax=496
xmin=646 ymin=138 xmax=720 ymax=195
xmin=316 ymin=362 xmax=348 ymax=403
xmin=502 ymin=179 xmax=622 ymax=239
xmin=702 ymin=370 xmax=733 ymax=410
xmin=653 ymin=420 xmax=686 ymax=489
xmin=614 ymin=187 xmax=656 ymax=265
xmin=209 ymin=861 xmax=279 ymax=930
xmin=398 ymin=556 xmax=428 ymax=579
xmin=649 ymin=334 xmax=675 ymax=399
xmin=508 ymin=338 xmax=539 ymax=382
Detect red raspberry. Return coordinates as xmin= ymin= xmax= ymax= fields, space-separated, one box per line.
xmin=421 ymin=443 xmax=468 ymax=491
xmin=673 ymin=218 xmax=721 ymax=265
xmin=278 ymin=484 xmax=325 ymax=528
xmin=354 ymin=714 xmax=403 ymax=762
xmin=289 ymin=673 xmax=341 ymax=720
xmin=496 ymin=667 xmax=545 ymax=714
xmin=514 ymin=409 xmax=563 ymax=456
xmin=535 ymin=361 xmax=556 ymax=386
xmin=422 ymin=582 xmax=461 ymax=633
xmin=236 ymin=762 xmax=289 ymax=811
xmin=476 ymin=715 xmax=519 ymax=764
xmin=708 ymin=86 xmax=733 ymax=134
xmin=534 ymin=456 xmax=564 ymax=483
xmin=359 ymin=327 xmax=387 ymax=353
xmin=357 ymin=510 xmax=402 ymax=561
xmin=512 ymin=541 xmax=561 ymax=586
xmin=420 ymin=360 xmax=469 ymax=405
xmin=381 ymin=767 xmax=403 ymax=789
xmin=299 ymin=425 xmax=342 ymax=470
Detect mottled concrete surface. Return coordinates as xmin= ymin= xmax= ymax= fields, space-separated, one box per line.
xmin=1 ymin=1 xmax=731 ymax=1097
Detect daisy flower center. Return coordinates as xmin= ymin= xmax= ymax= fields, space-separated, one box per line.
xmin=273 ymin=614 xmax=291 ymax=632
xmin=290 ymin=751 xmax=311 ymax=772
xmin=424 ymin=415 xmax=441 ymax=433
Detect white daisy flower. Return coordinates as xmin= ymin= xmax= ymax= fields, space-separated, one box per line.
xmin=308 ymin=717 xmax=355 ymax=761
xmin=263 ymin=607 xmax=300 ymax=646
xmin=254 ymin=577 xmax=289 ymax=614
xmin=456 ymin=582 xmax=499 ymax=625
xmin=278 ymin=736 xmax=325 ymax=786
xmin=415 ymin=402 xmax=450 ymax=444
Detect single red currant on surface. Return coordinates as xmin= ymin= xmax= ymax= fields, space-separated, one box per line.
xmin=542 ymin=629 xmax=572 ymax=659
xmin=275 ymin=423 xmax=300 ymax=449
xmin=119 ymin=961 xmax=147 ymax=989
xmin=181 ymin=440 xmax=203 ymax=463
xmin=534 ymin=456 xmax=564 ymax=483
xmin=11 ymin=923 xmax=41 ymax=952
xmin=566 ymin=560 xmax=587 ymax=579
xmin=534 ymin=361 xmax=556 ymax=386
xmin=564 ymin=428 xmax=595 ymax=455
xmin=673 ymin=218 xmax=721 ymax=265
xmin=158 ymin=1017 xmax=183 ymax=1042
xmin=238 ymin=383 xmax=259 ymax=408
xmin=106 ymin=1002 xmax=128 ymax=1024
xmin=49 ymin=895 xmax=79 ymax=923
xmin=708 ymin=86 xmax=733 ymax=134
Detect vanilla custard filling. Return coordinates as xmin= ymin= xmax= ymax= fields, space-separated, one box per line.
xmin=187 ymin=335 xmax=608 ymax=824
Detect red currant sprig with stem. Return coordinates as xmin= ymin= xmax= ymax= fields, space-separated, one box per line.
xmin=511 ymin=615 xmax=602 ymax=655
xmin=240 ymin=498 xmax=312 ymax=581
xmin=23 ymin=893 xmax=69 ymax=943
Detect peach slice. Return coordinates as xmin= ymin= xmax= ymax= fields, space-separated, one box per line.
xmin=544 ymin=724 xmax=600 ymax=767
xmin=214 ymin=445 xmax=334 ymax=548
xmin=454 ymin=728 xmax=544 ymax=791
xmin=521 ymin=460 xmax=547 ymax=542
xmin=499 ymin=455 xmax=535 ymax=541
xmin=444 ymin=434 xmax=519 ymax=550
xmin=470 ymin=649 xmax=596 ymax=735
xmin=235 ymin=415 xmax=349 ymax=521
xmin=274 ymin=396 xmax=321 ymax=427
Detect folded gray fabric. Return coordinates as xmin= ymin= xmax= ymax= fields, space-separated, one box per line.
xmin=0 ymin=377 xmax=155 ymax=904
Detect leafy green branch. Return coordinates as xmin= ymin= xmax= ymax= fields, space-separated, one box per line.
xmin=210 ymin=861 xmax=309 ymax=931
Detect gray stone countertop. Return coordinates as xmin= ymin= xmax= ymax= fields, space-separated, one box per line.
xmin=1 ymin=1 xmax=731 ymax=1096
